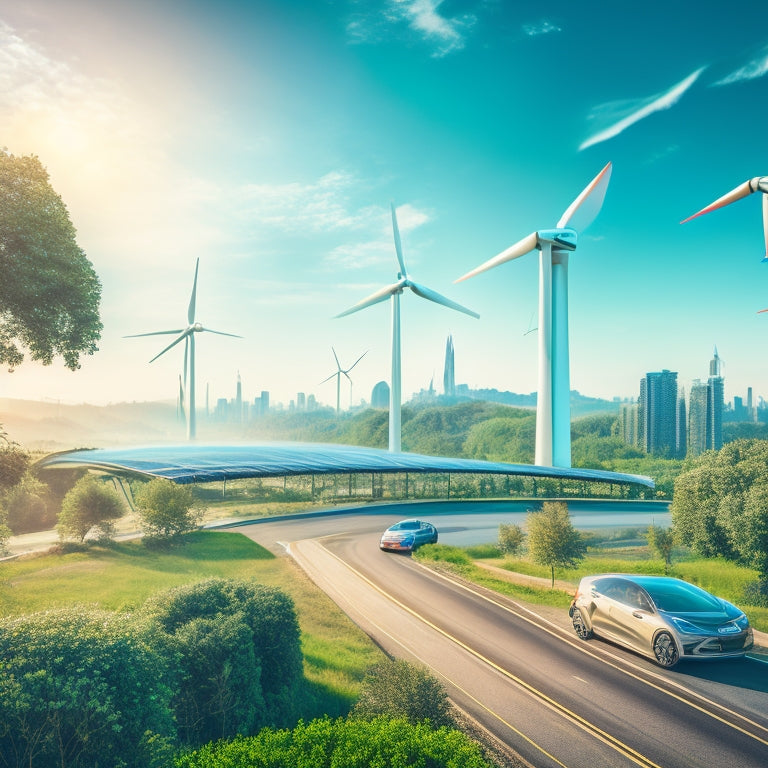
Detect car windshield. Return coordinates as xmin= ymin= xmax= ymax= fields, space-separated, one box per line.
xmin=635 ymin=579 xmax=722 ymax=613
xmin=391 ymin=521 xmax=420 ymax=531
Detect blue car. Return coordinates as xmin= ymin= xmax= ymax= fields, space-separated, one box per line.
xmin=379 ymin=519 xmax=438 ymax=552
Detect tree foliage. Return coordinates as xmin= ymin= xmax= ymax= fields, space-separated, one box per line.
xmin=134 ymin=478 xmax=202 ymax=541
xmin=671 ymin=439 xmax=768 ymax=569
xmin=498 ymin=522 xmax=525 ymax=555
xmin=463 ymin=415 xmax=535 ymax=463
xmin=3 ymin=471 xmax=55 ymax=534
xmin=174 ymin=716 xmax=496 ymax=768
xmin=140 ymin=577 xmax=303 ymax=746
xmin=351 ymin=658 xmax=453 ymax=727
xmin=56 ymin=475 xmax=124 ymax=542
xmin=0 ymin=150 xmax=102 ymax=371
xmin=646 ymin=525 xmax=675 ymax=572
xmin=0 ymin=608 xmax=175 ymax=768
xmin=527 ymin=501 xmax=587 ymax=586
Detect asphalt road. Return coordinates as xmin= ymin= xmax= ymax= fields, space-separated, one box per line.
xmin=231 ymin=505 xmax=768 ymax=768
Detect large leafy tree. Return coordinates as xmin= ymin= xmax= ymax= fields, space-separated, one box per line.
xmin=672 ymin=439 xmax=768 ymax=585
xmin=527 ymin=501 xmax=587 ymax=587
xmin=0 ymin=150 xmax=101 ymax=371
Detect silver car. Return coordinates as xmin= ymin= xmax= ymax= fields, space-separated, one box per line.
xmin=380 ymin=519 xmax=438 ymax=552
xmin=569 ymin=574 xmax=753 ymax=668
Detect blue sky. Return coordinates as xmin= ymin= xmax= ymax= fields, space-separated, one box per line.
xmin=2 ymin=0 xmax=768 ymax=411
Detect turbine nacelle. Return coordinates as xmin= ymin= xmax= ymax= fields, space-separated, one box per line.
xmin=537 ymin=228 xmax=578 ymax=251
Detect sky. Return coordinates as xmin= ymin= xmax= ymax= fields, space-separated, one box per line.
xmin=2 ymin=0 xmax=768 ymax=412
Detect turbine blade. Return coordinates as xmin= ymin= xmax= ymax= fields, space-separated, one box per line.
xmin=332 ymin=347 xmax=341 ymax=370
xmin=557 ymin=162 xmax=613 ymax=231
xmin=342 ymin=371 xmax=352 ymax=383
xmin=454 ymin=231 xmax=539 ymax=283
xmin=681 ymin=179 xmax=757 ymax=224
xmin=149 ymin=330 xmax=190 ymax=363
xmin=391 ymin=203 xmax=408 ymax=277
xmin=188 ymin=258 xmax=200 ymax=324
xmin=408 ymin=281 xmax=480 ymax=318
xmin=124 ymin=329 xmax=185 ymax=338
xmin=200 ymin=328 xmax=243 ymax=338
xmin=335 ymin=280 xmax=405 ymax=318
xmin=319 ymin=372 xmax=338 ymax=385
xmin=345 ymin=350 xmax=368 ymax=373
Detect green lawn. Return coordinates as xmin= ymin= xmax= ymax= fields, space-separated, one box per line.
xmin=0 ymin=530 xmax=384 ymax=717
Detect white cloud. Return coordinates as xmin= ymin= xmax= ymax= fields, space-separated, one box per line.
xmin=579 ymin=67 xmax=705 ymax=151
xmin=713 ymin=45 xmax=768 ymax=86
xmin=347 ymin=0 xmax=476 ymax=58
xmin=522 ymin=19 xmax=562 ymax=37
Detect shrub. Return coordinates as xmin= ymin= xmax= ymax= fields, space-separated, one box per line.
xmin=56 ymin=475 xmax=124 ymax=542
xmin=174 ymin=716 xmax=496 ymax=768
xmin=498 ymin=522 xmax=525 ymax=555
xmin=0 ymin=608 xmax=175 ymax=768
xmin=141 ymin=578 xmax=303 ymax=746
xmin=134 ymin=478 xmax=202 ymax=542
xmin=351 ymin=658 xmax=453 ymax=727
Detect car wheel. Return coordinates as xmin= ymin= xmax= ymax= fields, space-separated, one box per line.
xmin=653 ymin=631 xmax=679 ymax=668
xmin=571 ymin=608 xmax=593 ymax=640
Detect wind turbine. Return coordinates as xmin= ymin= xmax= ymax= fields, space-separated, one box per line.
xmin=681 ymin=176 xmax=768 ymax=260
xmin=320 ymin=347 xmax=368 ymax=413
xmin=455 ymin=162 xmax=612 ymax=468
xmin=337 ymin=203 xmax=479 ymax=452
xmin=126 ymin=258 xmax=241 ymax=440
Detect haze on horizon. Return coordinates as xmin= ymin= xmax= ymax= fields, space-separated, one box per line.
xmin=1 ymin=1 xmax=768 ymax=410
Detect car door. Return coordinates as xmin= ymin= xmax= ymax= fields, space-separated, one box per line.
xmin=605 ymin=581 xmax=655 ymax=654
xmin=587 ymin=577 xmax=619 ymax=637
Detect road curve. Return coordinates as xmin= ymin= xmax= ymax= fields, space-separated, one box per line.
xmin=232 ymin=511 xmax=768 ymax=768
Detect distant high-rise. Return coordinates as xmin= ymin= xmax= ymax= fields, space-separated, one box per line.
xmin=619 ymin=402 xmax=639 ymax=447
xmin=296 ymin=392 xmax=306 ymax=411
xmin=688 ymin=380 xmax=708 ymax=457
xmin=639 ymin=370 xmax=683 ymax=457
xmin=235 ymin=371 xmax=243 ymax=423
xmin=676 ymin=387 xmax=687 ymax=459
xmin=686 ymin=348 xmax=724 ymax=456
xmin=443 ymin=335 xmax=455 ymax=397
xmin=371 ymin=381 xmax=390 ymax=409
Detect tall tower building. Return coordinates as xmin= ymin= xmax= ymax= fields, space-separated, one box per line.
xmin=707 ymin=346 xmax=724 ymax=452
xmin=688 ymin=380 xmax=708 ymax=457
xmin=235 ymin=371 xmax=243 ymax=423
xmin=639 ymin=370 xmax=681 ymax=457
xmin=443 ymin=335 xmax=455 ymax=397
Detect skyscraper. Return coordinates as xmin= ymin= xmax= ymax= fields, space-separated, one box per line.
xmin=443 ymin=335 xmax=455 ymax=397
xmin=707 ymin=348 xmax=724 ymax=452
xmin=688 ymin=380 xmax=708 ymax=457
xmin=638 ymin=370 xmax=683 ymax=457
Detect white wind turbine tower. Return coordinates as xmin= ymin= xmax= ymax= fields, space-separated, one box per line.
xmin=337 ymin=203 xmax=479 ymax=452
xmin=320 ymin=347 xmax=368 ymax=413
xmin=682 ymin=175 xmax=768 ymax=260
xmin=455 ymin=162 xmax=612 ymax=468
xmin=126 ymin=258 xmax=241 ymax=440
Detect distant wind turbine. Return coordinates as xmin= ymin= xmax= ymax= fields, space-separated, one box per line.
xmin=455 ymin=163 xmax=612 ymax=468
xmin=320 ymin=347 xmax=368 ymax=413
xmin=337 ymin=203 xmax=479 ymax=452
xmin=681 ymin=176 xmax=768 ymax=260
xmin=125 ymin=258 xmax=241 ymax=440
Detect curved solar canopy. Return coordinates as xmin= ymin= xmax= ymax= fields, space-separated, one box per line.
xmin=37 ymin=442 xmax=655 ymax=489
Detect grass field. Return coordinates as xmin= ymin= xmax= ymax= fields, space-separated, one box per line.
xmin=0 ymin=530 xmax=384 ymax=719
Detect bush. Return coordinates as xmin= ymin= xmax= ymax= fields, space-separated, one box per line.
xmin=174 ymin=716 xmax=496 ymax=768
xmin=498 ymin=523 xmax=525 ymax=555
xmin=134 ymin=478 xmax=202 ymax=542
xmin=141 ymin=578 xmax=303 ymax=746
xmin=414 ymin=543 xmax=472 ymax=566
xmin=351 ymin=658 xmax=453 ymax=727
xmin=0 ymin=608 xmax=175 ymax=768
xmin=57 ymin=475 xmax=124 ymax=542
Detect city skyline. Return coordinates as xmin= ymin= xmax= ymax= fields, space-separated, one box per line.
xmin=1 ymin=2 xmax=768 ymax=412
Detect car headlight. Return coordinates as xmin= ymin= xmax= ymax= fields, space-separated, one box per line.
xmin=670 ymin=617 xmax=709 ymax=635
xmin=735 ymin=613 xmax=750 ymax=630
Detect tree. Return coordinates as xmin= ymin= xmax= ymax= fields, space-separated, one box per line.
xmin=4 ymin=472 xmax=55 ymax=534
xmin=351 ymin=659 xmax=453 ymax=727
xmin=0 ymin=150 xmax=102 ymax=371
xmin=56 ymin=475 xmax=124 ymax=542
xmin=498 ymin=522 xmax=525 ymax=555
xmin=646 ymin=524 xmax=675 ymax=572
xmin=134 ymin=478 xmax=202 ymax=541
xmin=527 ymin=502 xmax=587 ymax=587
